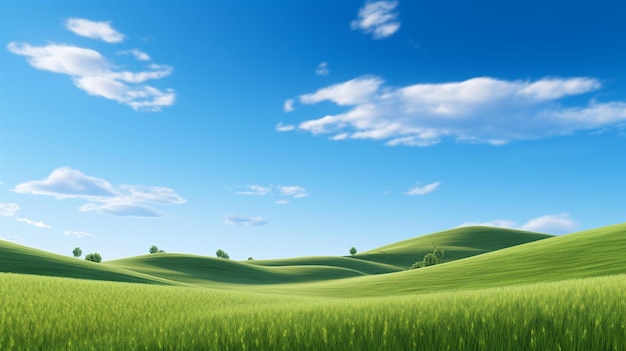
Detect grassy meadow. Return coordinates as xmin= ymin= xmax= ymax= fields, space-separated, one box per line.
xmin=1 ymin=223 xmax=626 ymax=350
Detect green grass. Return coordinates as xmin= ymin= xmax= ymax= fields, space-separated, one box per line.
xmin=355 ymin=226 xmax=553 ymax=268
xmin=1 ymin=272 xmax=624 ymax=350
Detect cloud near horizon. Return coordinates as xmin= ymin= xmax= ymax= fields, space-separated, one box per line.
xmin=13 ymin=167 xmax=185 ymax=218
xmin=459 ymin=213 xmax=579 ymax=234
xmin=283 ymin=75 xmax=626 ymax=146
xmin=7 ymin=18 xmax=175 ymax=111
xmin=64 ymin=230 xmax=95 ymax=239
xmin=351 ymin=1 xmax=401 ymax=39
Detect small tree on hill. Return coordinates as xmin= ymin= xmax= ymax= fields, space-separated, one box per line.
xmin=216 ymin=249 xmax=230 ymax=259
xmin=248 ymin=257 xmax=254 ymax=260
xmin=72 ymin=247 xmax=82 ymax=258
xmin=349 ymin=247 xmax=357 ymax=256
xmin=85 ymin=252 xmax=102 ymax=263
xmin=149 ymin=245 xmax=159 ymax=254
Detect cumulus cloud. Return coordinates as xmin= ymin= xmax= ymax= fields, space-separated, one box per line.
xmin=7 ymin=18 xmax=175 ymax=111
xmin=13 ymin=167 xmax=185 ymax=218
xmin=64 ymin=230 xmax=94 ymax=239
xmin=277 ymin=185 xmax=309 ymax=198
xmin=316 ymin=62 xmax=330 ymax=76
xmin=282 ymin=75 xmax=626 ymax=146
xmin=224 ymin=215 xmax=268 ymax=226
xmin=65 ymin=18 xmax=125 ymax=43
xmin=519 ymin=214 xmax=579 ymax=233
xmin=351 ymin=1 xmax=401 ymax=39
xmin=405 ymin=182 xmax=440 ymax=196
xmin=0 ymin=203 xmax=20 ymax=217
xmin=459 ymin=213 xmax=579 ymax=234
xmin=16 ymin=218 xmax=51 ymax=229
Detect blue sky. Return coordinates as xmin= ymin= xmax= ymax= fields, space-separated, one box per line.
xmin=1 ymin=0 xmax=625 ymax=260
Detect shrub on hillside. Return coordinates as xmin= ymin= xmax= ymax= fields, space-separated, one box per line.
xmin=216 ymin=249 xmax=230 ymax=259
xmin=85 ymin=253 xmax=102 ymax=263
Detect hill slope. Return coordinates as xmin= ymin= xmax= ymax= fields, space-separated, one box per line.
xmin=265 ymin=222 xmax=626 ymax=297
xmin=106 ymin=254 xmax=367 ymax=286
xmin=247 ymin=256 xmax=402 ymax=274
xmin=354 ymin=226 xmax=552 ymax=268
xmin=0 ymin=240 xmax=177 ymax=285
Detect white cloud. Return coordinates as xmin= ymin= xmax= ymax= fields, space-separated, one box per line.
xmin=65 ymin=18 xmax=125 ymax=43
xmin=233 ymin=185 xmax=308 ymax=201
xmin=236 ymin=185 xmax=272 ymax=196
xmin=16 ymin=218 xmax=51 ymax=229
xmin=64 ymin=230 xmax=94 ymax=239
xmin=277 ymin=185 xmax=309 ymax=198
xmin=351 ymin=1 xmax=401 ymax=39
xmin=458 ymin=219 xmax=517 ymax=229
xmin=284 ymin=99 xmax=295 ymax=112
xmin=405 ymin=182 xmax=440 ymax=196
xmin=8 ymin=20 xmax=175 ymax=112
xmin=13 ymin=167 xmax=185 ymax=218
xmin=0 ymin=203 xmax=20 ymax=217
xmin=276 ymin=200 xmax=290 ymax=205
xmin=118 ymin=49 xmax=151 ymax=61
xmin=276 ymin=122 xmax=296 ymax=132
xmin=316 ymin=62 xmax=330 ymax=76
xmin=459 ymin=213 xmax=579 ymax=234
xmin=283 ymin=75 xmax=626 ymax=145
xmin=224 ymin=215 xmax=268 ymax=226
xmin=519 ymin=213 xmax=579 ymax=233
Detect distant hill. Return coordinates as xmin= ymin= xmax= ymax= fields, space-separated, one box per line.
xmin=106 ymin=254 xmax=367 ymax=286
xmin=0 ymin=240 xmax=175 ymax=285
xmin=247 ymin=256 xmax=401 ymax=274
xmin=354 ymin=226 xmax=553 ymax=268
xmin=274 ymin=222 xmax=626 ymax=297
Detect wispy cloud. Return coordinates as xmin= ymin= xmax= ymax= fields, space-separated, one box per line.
xmin=405 ymin=182 xmax=440 ymax=196
xmin=282 ymin=75 xmax=626 ymax=146
xmin=232 ymin=184 xmax=309 ymax=202
xmin=459 ymin=213 xmax=579 ymax=234
xmin=277 ymin=185 xmax=308 ymax=198
xmin=0 ymin=203 xmax=20 ymax=217
xmin=64 ymin=230 xmax=94 ymax=239
xmin=7 ymin=18 xmax=175 ymax=111
xmin=315 ymin=62 xmax=330 ymax=76
xmin=351 ymin=1 xmax=401 ymax=39
xmin=284 ymin=99 xmax=295 ymax=112
xmin=236 ymin=185 xmax=272 ymax=196
xmin=224 ymin=215 xmax=268 ymax=226
xmin=118 ymin=49 xmax=150 ymax=61
xmin=16 ymin=218 xmax=51 ymax=229
xmin=65 ymin=18 xmax=125 ymax=43
xmin=13 ymin=167 xmax=185 ymax=218
xmin=276 ymin=122 xmax=296 ymax=132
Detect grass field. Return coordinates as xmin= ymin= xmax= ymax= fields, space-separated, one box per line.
xmin=1 ymin=223 xmax=625 ymax=350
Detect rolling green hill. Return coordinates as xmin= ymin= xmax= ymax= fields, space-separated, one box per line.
xmin=106 ymin=254 xmax=367 ymax=286
xmin=354 ymin=226 xmax=553 ymax=268
xmin=265 ymin=222 xmax=626 ymax=297
xmin=247 ymin=256 xmax=402 ymax=274
xmin=0 ymin=240 xmax=177 ymax=285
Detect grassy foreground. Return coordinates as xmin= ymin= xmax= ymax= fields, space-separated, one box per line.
xmin=1 ymin=272 xmax=625 ymax=350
